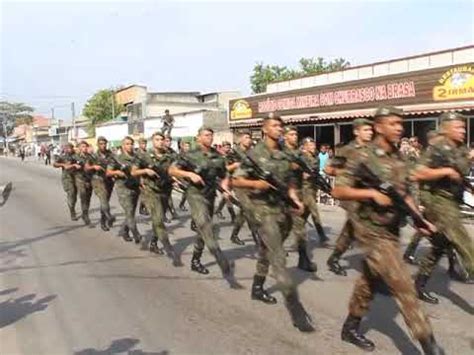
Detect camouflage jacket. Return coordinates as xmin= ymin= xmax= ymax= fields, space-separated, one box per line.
xmin=133 ymin=148 xmax=174 ymax=193
xmin=107 ymin=152 xmax=139 ymax=190
xmin=87 ymin=150 xmax=115 ymax=181
xmin=336 ymin=142 xmax=409 ymax=231
xmin=301 ymin=152 xmax=320 ymax=191
xmin=235 ymin=142 xmax=294 ymax=205
xmin=73 ymin=153 xmax=92 ymax=182
xmin=55 ymin=152 xmax=77 ymax=181
xmin=283 ymin=145 xmax=304 ymax=190
xmin=173 ymin=145 xmax=227 ymax=197
xmin=417 ymin=135 xmax=470 ymax=200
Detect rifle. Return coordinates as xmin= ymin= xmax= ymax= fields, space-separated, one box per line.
xmin=355 ymin=162 xmax=433 ymax=231
xmin=288 ymin=153 xmax=332 ymax=194
xmin=234 ymin=150 xmax=300 ymax=210
xmin=177 ymin=156 xmax=242 ymax=208
xmin=108 ymin=155 xmax=132 ymax=176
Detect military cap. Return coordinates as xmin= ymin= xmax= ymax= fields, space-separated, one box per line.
xmin=78 ymin=140 xmax=89 ymax=146
xmin=439 ymin=111 xmax=466 ymax=123
xmin=97 ymin=136 xmax=108 ymax=143
xmin=222 ymin=141 xmax=231 ymax=147
xmin=301 ymin=137 xmax=315 ymax=144
xmin=138 ymin=137 xmax=147 ymax=144
xmin=353 ymin=118 xmax=373 ymax=127
xmin=65 ymin=142 xmax=74 ymax=148
xmin=374 ymin=105 xmax=403 ymax=118
xmin=284 ymin=125 xmax=297 ymax=134
xmin=151 ymin=131 xmax=165 ymax=139
xmin=197 ymin=125 xmax=214 ymax=134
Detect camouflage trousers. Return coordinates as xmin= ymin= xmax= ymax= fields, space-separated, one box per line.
xmin=116 ymin=185 xmax=140 ymax=235
xmin=61 ymin=176 xmax=77 ymax=211
xmin=91 ymin=176 xmax=114 ymax=220
xmin=215 ymin=195 xmax=235 ymax=216
xmin=334 ymin=218 xmax=355 ymax=254
xmin=231 ymin=189 xmax=259 ymax=239
xmin=251 ymin=201 xmax=295 ymax=298
xmin=143 ymin=188 xmax=172 ymax=244
xmin=187 ymin=190 xmax=219 ymax=255
xmin=75 ymin=177 xmax=92 ymax=214
xmin=349 ymin=219 xmax=432 ymax=341
xmin=290 ymin=188 xmax=322 ymax=247
xmin=418 ymin=193 xmax=474 ymax=278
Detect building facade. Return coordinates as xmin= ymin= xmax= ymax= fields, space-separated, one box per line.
xmin=229 ymin=46 xmax=474 ymax=148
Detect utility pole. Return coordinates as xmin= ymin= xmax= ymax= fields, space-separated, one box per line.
xmin=71 ymin=102 xmax=76 ymax=141
xmin=111 ymin=96 xmax=115 ymax=120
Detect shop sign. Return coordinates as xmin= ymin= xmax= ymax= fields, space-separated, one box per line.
xmin=230 ymin=100 xmax=253 ymax=120
xmin=433 ymin=65 xmax=474 ymax=101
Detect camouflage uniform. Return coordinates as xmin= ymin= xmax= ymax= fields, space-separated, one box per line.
xmin=336 ymin=142 xmax=432 ymax=342
xmin=55 ymin=152 xmax=78 ymax=217
xmin=108 ymin=153 xmax=141 ymax=240
xmin=164 ymin=147 xmax=178 ymax=219
xmin=87 ymin=150 xmax=115 ymax=227
xmin=74 ymin=152 xmax=93 ymax=223
xmin=173 ymin=145 xmax=236 ymax=285
xmin=416 ymin=134 xmax=474 ymax=287
xmin=235 ymin=142 xmax=296 ymax=296
xmin=283 ymin=145 xmax=318 ymax=272
xmin=135 ymin=147 xmax=149 ymax=216
xmin=133 ymin=148 xmax=181 ymax=264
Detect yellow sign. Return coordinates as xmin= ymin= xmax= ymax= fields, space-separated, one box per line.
xmin=230 ymin=100 xmax=252 ymax=120
xmin=433 ymin=65 xmax=474 ymax=101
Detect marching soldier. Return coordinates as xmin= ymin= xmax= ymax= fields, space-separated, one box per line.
xmin=233 ymin=114 xmax=315 ymax=332
xmin=106 ymin=136 xmax=142 ymax=243
xmin=74 ymin=141 xmax=93 ymax=226
xmin=331 ymin=106 xmax=444 ymax=354
xmin=132 ymin=132 xmax=182 ymax=266
xmin=164 ymin=135 xmax=178 ymax=221
xmin=136 ymin=138 xmax=149 ymax=216
xmin=169 ymin=126 xmax=239 ymax=288
xmin=412 ymin=112 xmax=474 ymax=303
xmin=85 ymin=137 xmax=116 ymax=231
xmin=177 ymin=141 xmax=191 ymax=211
xmin=228 ymin=132 xmax=259 ymax=246
xmin=283 ymin=127 xmax=318 ymax=272
xmin=215 ymin=141 xmax=237 ymax=223
xmin=53 ymin=142 xmax=79 ymax=221
xmin=325 ymin=118 xmax=373 ymax=276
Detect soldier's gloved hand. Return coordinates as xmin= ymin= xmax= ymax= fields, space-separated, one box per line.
xmin=371 ymin=190 xmax=392 ymax=207
xmin=252 ymin=180 xmax=273 ymax=191
xmin=188 ymin=172 xmax=204 ymax=185
xmin=445 ymin=168 xmax=462 ymax=182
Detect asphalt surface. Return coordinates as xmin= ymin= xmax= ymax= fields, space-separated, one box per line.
xmin=0 ymin=156 xmax=473 ymax=355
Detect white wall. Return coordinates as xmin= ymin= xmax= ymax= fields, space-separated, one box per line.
xmin=96 ymin=122 xmax=128 ymax=141
xmin=144 ymin=111 xmax=204 ymax=138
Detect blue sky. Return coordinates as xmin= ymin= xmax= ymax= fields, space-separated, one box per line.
xmin=1 ymin=1 xmax=473 ymax=119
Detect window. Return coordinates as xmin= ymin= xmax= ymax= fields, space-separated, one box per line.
xmin=403 ymin=120 xmax=413 ymax=138
xmin=413 ymin=119 xmax=437 ymax=148
xmin=339 ymin=124 xmax=353 ymax=145
xmin=297 ymin=125 xmax=315 ymax=143
xmin=315 ymin=125 xmax=335 ymax=149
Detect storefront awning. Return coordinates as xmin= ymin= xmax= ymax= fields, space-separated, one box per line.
xmin=229 ymin=100 xmax=474 ymax=128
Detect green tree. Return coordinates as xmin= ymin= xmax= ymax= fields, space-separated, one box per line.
xmin=250 ymin=57 xmax=351 ymax=94
xmin=83 ymin=89 xmax=124 ymax=127
xmin=0 ymin=101 xmax=34 ymax=141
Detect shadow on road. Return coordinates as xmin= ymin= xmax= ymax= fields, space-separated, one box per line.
xmin=0 ymin=292 xmax=57 ymax=328
xmin=74 ymin=337 xmax=168 ymax=355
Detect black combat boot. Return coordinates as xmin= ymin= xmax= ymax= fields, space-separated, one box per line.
xmin=285 ymin=292 xmax=315 ymax=332
xmin=446 ymin=248 xmax=472 ymax=283
xmin=213 ymin=248 xmax=242 ymax=289
xmin=190 ymin=220 xmax=197 ymax=232
xmin=297 ymin=245 xmax=317 ymax=273
xmin=251 ymin=275 xmax=277 ymax=304
xmin=230 ymin=230 xmax=245 ymax=246
xmin=415 ymin=274 xmax=439 ymax=304
xmin=149 ymin=237 xmax=164 ymax=254
xmin=341 ymin=314 xmax=375 ymax=351
xmin=191 ymin=250 xmax=209 ymax=274
xmin=403 ymin=239 xmax=420 ymax=265
xmin=162 ymin=239 xmax=183 ymax=267
xmin=100 ymin=213 xmax=109 ymax=231
xmin=419 ymin=335 xmax=445 ymax=355
xmin=82 ymin=212 xmax=91 ymax=226
xmin=69 ymin=207 xmax=79 ymax=221
xmin=119 ymin=226 xmax=132 ymax=242
xmin=139 ymin=203 xmax=149 ymax=216
xmin=315 ymin=223 xmax=329 ymax=246
xmin=215 ymin=211 xmax=225 ymax=220
xmin=179 ymin=202 xmax=187 ymax=211
xmin=327 ymin=250 xmax=347 ymax=276
xmin=104 ymin=210 xmax=115 ymax=228
xmin=131 ymin=228 xmax=142 ymax=244
xmin=228 ymin=206 xmax=236 ymax=224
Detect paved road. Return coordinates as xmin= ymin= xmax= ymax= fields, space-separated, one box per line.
xmin=0 ymin=157 xmax=473 ymax=355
